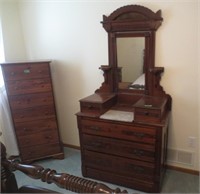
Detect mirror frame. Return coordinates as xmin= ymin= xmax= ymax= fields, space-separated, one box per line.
xmin=97 ymin=5 xmax=165 ymax=96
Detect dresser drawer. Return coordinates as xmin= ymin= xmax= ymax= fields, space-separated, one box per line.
xmin=14 ymin=118 xmax=58 ymax=136
xmin=82 ymin=134 xmax=155 ymax=162
xmin=9 ymin=92 xmax=54 ymax=109
xmin=81 ymin=119 xmax=156 ymax=144
xmin=85 ymin=168 xmax=155 ymax=193
xmin=80 ymin=102 xmax=101 ymax=114
xmin=5 ymin=78 xmax=52 ymax=95
xmin=17 ymin=129 xmax=59 ymax=148
xmin=135 ymin=108 xmax=161 ymax=122
xmin=12 ymin=106 xmax=56 ymax=123
xmin=1 ymin=62 xmax=50 ymax=81
xmin=84 ymin=150 xmax=155 ymax=180
xmin=80 ymin=93 xmax=116 ymax=115
xmin=20 ymin=143 xmax=62 ymax=161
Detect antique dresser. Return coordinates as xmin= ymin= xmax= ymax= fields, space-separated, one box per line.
xmin=76 ymin=5 xmax=172 ymax=193
xmin=1 ymin=61 xmax=64 ymax=163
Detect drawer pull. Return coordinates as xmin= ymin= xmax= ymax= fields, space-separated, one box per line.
xmin=129 ymin=165 xmax=144 ymax=173
xmin=122 ymin=130 xmax=145 ymax=138
xmin=133 ymin=149 xmax=144 ymax=156
xmin=86 ymin=105 xmax=94 ymax=109
xmin=89 ymin=126 xmax=101 ymax=131
xmin=90 ymin=142 xmax=102 ymax=147
xmin=134 ymin=166 xmax=144 ymax=173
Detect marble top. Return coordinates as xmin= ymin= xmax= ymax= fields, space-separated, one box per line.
xmin=100 ymin=110 xmax=134 ymax=122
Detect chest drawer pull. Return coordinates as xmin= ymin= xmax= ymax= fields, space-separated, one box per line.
xmin=89 ymin=126 xmax=101 ymax=131
xmin=23 ymin=69 xmax=31 ymax=74
xmin=89 ymin=142 xmax=102 ymax=147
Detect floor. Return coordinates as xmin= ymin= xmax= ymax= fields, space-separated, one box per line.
xmin=14 ymin=147 xmax=200 ymax=193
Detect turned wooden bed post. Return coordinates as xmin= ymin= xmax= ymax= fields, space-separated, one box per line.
xmin=1 ymin=142 xmax=19 ymax=193
xmin=1 ymin=142 xmax=127 ymax=193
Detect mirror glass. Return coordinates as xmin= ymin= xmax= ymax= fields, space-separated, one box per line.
xmin=117 ymin=37 xmax=145 ymax=90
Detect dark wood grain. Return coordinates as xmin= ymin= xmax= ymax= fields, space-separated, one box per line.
xmin=76 ymin=5 xmax=172 ymax=193
xmin=0 ymin=61 xmax=64 ymax=163
xmin=1 ymin=142 xmax=127 ymax=194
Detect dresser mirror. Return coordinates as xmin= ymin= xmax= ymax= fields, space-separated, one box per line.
xmin=98 ymin=5 xmax=165 ymax=96
xmin=117 ymin=35 xmax=145 ymax=90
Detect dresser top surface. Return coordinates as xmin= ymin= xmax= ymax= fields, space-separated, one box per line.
xmin=0 ymin=60 xmax=51 ymax=66
xmin=80 ymin=93 xmax=116 ymax=103
xmin=134 ymin=96 xmax=167 ymax=109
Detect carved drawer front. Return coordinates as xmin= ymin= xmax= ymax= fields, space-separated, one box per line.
xmin=79 ymin=93 xmax=116 ymax=115
xmin=80 ymin=102 xmax=101 ymax=114
xmin=12 ymin=106 xmax=56 ymax=123
xmin=81 ymin=119 xmax=156 ymax=144
xmin=135 ymin=108 xmax=161 ymax=122
xmin=17 ymin=129 xmax=59 ymax=148
xmin=9 ymin=92 xmax=54 ymax=109
xmin=2 ymin=62 xmax=50 ymax=81
xmin=20 ymin=143 xmax=62 ymax=161
xmin=6 ymin=78 xmax=52 ymax=95
xmin=82 ymin=134 xmax=155 ymax=162
xmin=15 ymin=118 xmax=58 ymax=136
xmin=84 ymin=150 xmax=155 ymax=180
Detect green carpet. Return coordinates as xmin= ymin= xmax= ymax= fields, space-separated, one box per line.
xmin=14 ymin=148 xmax=199 ymax=193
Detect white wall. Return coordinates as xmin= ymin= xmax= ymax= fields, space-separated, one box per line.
xmin=0 ymin=0 xmax=27 ymax=60
xmin=1 ymin=0 xmax=199 ymax=171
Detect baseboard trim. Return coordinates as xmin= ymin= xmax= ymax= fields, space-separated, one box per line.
xmin=63 ymin=143 xmax=80 ymax=150
xmin=167 ymin=165 xmax=199 ymax=175
xmin=63 ymin=144 xmax=199 ymax=176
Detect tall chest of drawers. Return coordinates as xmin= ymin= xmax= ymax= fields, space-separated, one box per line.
xmin=1 ymin=61 xmax=64 ymax=163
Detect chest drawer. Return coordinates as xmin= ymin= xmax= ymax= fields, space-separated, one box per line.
xmin=12 ymin=106 xmax=56 ymax=123
xmin=1 ymin=62 xmax=50 ymax=81
xmin=17 ymin=129 xmax=59 ymax=148
xmin=81 ymin=119 xmax=156 ymax=144
xmin=5 ymin=78 xmax=52 ymax=95
xmin=20 ymin=143 xmax=62 ymax=161
xmin=82 ymin=134 xmax=155 ymax=162
xmin=14 ymin=118 xmax=58 ymax=136
xmin=9 ymin=92 xmax=54 ymax=109
xmin=84 ymin=150 xmax=155 ymax=180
